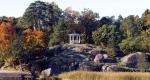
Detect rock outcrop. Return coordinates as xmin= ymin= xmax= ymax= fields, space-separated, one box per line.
xmin=46 ymin=45 xmax=150 ymax=74
xmin=120 ymin=52 xmax=150 ymax=68
xmin=46 ymin=44 xmax=97 ymax=74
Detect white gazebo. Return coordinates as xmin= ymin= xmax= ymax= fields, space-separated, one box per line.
xmin=68 ymin=33 xmax=81 ymax=44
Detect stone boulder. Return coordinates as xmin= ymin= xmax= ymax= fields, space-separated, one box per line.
xmin=120 ymin=52 xmax=150 ymax=68
xmin=94 ymin=54 xmax=104 ymax=63
xmin=145 ymin=53 xmax=150 ymax=62
xmin=40 ymin=68 xmax=51 ymax=78
xmin=102 ymin=65 xmax=109 ymax=72
xmin=90 ymin=50 xmax=106 ymax=59
xmin=106 ymin=65 xmax=119 ymax=72
xmin=102 ymin=64 xmax=122 ymax=72
xmin=103 ymin=54 xmax=108 ymax=59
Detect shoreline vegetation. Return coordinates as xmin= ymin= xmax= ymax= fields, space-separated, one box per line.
xmin=58 ymin=71 xmax=150 ymax=80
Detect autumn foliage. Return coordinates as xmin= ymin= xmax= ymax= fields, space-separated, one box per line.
xmin=0 ymin=22 xmax=16 ymax=48
xmin=23 ymin=27 xmax=46 ymax=50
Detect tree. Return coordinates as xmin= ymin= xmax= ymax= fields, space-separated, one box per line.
xmin=23 ymin=1 xmax=62 ymax=31
xmin=121 ymin=15 xmax=145 ymax=38
xmin=23 ymin=28 xmax=46 ymax=51
xmin=0 ymin=22 xmax=25 ymax=67
xmin=63 ymin=7 xmax=82 ymax=32
xmin=49 ymin=18 xmax=64 ymax=46
xmin=119 ymin=31 xmax=150 ymax=53
xmin=80 ymin=8 xmax=99 ymax=43
xmin=92 ymin=24 xmax=122 ymax=48
xmin=63 ymin=7 xmax=85 ymax=43
xmin=142 ymin=9 xmax=150 ymax=26
xmin=0 ymin=22 xmax=16 ymax=48
xmin=16 ymin=17 xmax=27 ymax=27
xmin=121 ymin=15 xmax=136 ymax=38
xmin=0 ymin=37 xmax=25 ymax=68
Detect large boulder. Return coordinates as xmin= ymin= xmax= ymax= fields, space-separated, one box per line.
xmin=94 ymin=54 xmax=104 ymax=63
xmin=120 ymin=52 xmax=150 ymax=69
xmin=145 ymin=53 xmax=150 ymax=62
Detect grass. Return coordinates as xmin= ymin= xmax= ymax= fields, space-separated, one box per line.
xmin=58 ymin=71 xmax=150 ymax=80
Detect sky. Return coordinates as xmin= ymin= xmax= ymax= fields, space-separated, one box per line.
xmin=0 ymin=0 xmax=150 ymax=18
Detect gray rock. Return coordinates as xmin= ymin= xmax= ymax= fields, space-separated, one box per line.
xmin=120 ymin=52 xmax=150 ymax=68
xmin=102 ymin=64 xmax=120 ymax=72
xmin=103 ymin=54 xmax=108 ymax=59
xmin=106 ymin=65 xmax=118 ymax=72
xmin=94 ymin=54 xmax=104 ymax=63
xmin=40 ymin=68 xmax=51 ymax=78
xmin=102 ymin=65 xmax=109 ymax=72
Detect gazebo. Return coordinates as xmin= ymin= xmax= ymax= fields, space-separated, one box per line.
xmin=68 ymin=33 xmax=81 ymax=44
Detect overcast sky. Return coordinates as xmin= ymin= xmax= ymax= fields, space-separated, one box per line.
xmin=0 ymin=0 xmax=150 ymax=18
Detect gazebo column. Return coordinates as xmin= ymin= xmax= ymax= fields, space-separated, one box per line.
xmin=77 ymin=35 xmax=79 ymax=43
xmin=79 ymin=35 xmax=80 ymax=43
xmin=69 ymin=35 xmax=71 ymax=44
xmin=76 ymin=35 xmax=79 ymax=43
xmin=71 ymin=35 xmax=73 ymax=44
xmin=73 ymin=35 xmax=74 ymax=44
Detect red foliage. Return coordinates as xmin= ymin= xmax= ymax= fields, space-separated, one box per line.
xmin=23 ymin=28 xmax=46 ymax=49
xmin=0 ymin=22 xmax=16 ymax=48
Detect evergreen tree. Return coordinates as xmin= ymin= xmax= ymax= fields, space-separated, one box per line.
xmin=49 ymin=19 xmax=63 ymax=46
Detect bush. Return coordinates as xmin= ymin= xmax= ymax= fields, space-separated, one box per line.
xmin=119 ymin=36 xmax=150 ymax=53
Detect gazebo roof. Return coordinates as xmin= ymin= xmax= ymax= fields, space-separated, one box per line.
xmin=68 ymin=33 xmax=80 ymax=35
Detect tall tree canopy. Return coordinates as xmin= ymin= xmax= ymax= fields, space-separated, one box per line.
xmin=23 ymin=1 xmax=62 ymax=31
xmin=63 ymin=7 xmax=83 ymax=33
xmin=92 ymin=24 xmax=122 ymax=49
xmin=80 ymin=8 xmax=99 ymax=43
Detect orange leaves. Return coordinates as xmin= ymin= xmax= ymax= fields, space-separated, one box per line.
xmin=22 ymin=28 xmax=32 ymax=44
xmin=32 ymin=30 xmax=45 ymax=47
xmin=0 ymin=22 xmax=16 ymax=48
xmin=23 ymin=28 xmax=46 ymax=49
